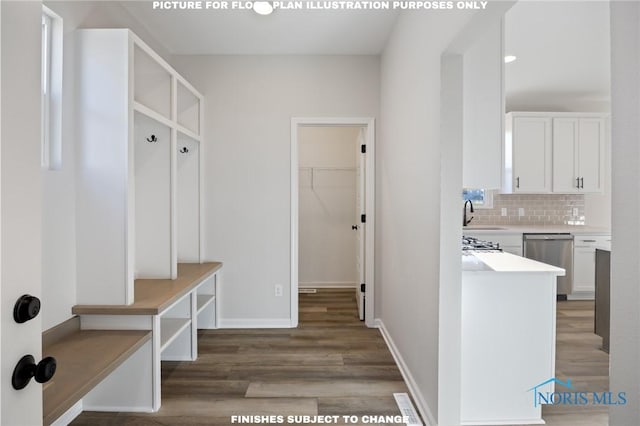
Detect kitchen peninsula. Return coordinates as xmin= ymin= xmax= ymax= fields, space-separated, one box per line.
xmin=461 ymin=250 xmax=564 ymax=425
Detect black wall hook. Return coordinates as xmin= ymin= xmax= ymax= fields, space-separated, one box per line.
xmin=179 ymin=147 xmax=189 ymax=154
xmin=146 ymin=135 xmax=158 ymax=143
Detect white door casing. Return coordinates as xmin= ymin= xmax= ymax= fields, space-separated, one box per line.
xmin=291 ymin=117 xmax=375 ymax=327
xmin=355 ymin=128 xmax=365 ymax=321
xmin=1 ymin=2 xmax=44 ymax=425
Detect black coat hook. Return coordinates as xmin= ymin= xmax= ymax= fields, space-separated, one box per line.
xmin=179 ymin=147 xmax=189 ymax=154
xmin=146 ymin=135 xmax=157 ymax=143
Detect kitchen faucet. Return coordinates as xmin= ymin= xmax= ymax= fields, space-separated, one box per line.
xmin=463 ymin=199 xmax=474 ymax=227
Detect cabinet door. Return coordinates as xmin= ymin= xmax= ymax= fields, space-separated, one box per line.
xmin=573 ymin=247 xmax=596 ymax=293
xmin=578 ymin=118 xmax=605 ymax=193
xmin=552 ymin=118 xmax=580 ymax=193
xmin=512 ymin=117 xmax=552 ymax=192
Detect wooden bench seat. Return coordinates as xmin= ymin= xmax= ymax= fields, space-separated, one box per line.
xmin=72 ymin=262 xmax=222 ymax=315
xmin=42 ymin=317 xmax=151 ymax=425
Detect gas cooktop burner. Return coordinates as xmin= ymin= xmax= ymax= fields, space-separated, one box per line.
xmin=462 ymin=236 xmax=502 ymax=253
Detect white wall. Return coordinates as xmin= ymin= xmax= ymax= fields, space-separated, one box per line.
xmin=609 ymin=2 xmax=640 ymax=425
xmin=41 ymin=1 xmax=171 ymax=330
xmin=378 ymin=9 xmax=474 ymax=424
xmin=171 ymin=55 xmax=379 ymax=323
xmin=298 ymin=126 xmax=359 ymax=287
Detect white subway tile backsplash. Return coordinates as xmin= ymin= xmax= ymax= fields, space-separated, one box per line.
xmin=471 ymin=194 xmax=585 ymax=226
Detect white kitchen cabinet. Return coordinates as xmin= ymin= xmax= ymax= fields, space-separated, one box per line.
xmin=462 ymin=19 xmax=503 ymax=189
xmin=76 ymin=29 xmax=204 ymax=305
xmin=552 ymin=117 xmax=605 ymax=193
xmin=503 ymin=114 xmax=552 ymax=193
xmin=571 ymin=235 xmax=611 ymax=299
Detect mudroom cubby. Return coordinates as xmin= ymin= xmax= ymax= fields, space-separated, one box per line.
xmin=135 ymin=112 xmax=172 ymax=279
xmin=75 ymin=28 xmax=205 ymax=305
xmin=177 ymin=132 xmax=202 ymax=263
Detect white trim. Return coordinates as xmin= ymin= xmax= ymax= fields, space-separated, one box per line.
xmin=376 ymin=319 xmax=435 ymax=426
xmin=218 ymin=318 xmax=292 ymax=329
xmin=461 ymin=420 xmax=544 ymax=426
xmin=80 ymin=404 xmax=155 ymax=413
xmin=567 ymin=291 xmax=595 ymax=300
xmin=50 ymin=400 xmax=83 ymax=426
xmin=291 ymin=117 xmax=376 ymax=328
xmin=299 ymin=281 xmax=357 ymax=288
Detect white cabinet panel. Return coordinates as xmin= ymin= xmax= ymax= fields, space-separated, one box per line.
xmin=508 ymin=116 xmax=552 ymax=193
xmin=571 ymin=234 xmax=610 ymax=298
xmin=573 ymin=247 xmax=596 ymax=293
xmin=578 ymin=118 xmax=605 ymax=193
xmin=552 ymin=118 xmax=579 ymax=193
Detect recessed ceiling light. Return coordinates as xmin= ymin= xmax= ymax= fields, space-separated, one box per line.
xmin=504 ymin=55 xmax=517 ymax=64
xmin=253 ymin=1 xmax=273 ymax=15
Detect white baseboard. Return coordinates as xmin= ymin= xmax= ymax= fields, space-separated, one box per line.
xmin=567 ymin=291 xmax=595 ymax=300
xmin=51 ymin=400 xmax=83 ymax=426
xmin=299 ymin=281 xmax=357 ymax=288
xmin=375 ymin=319 xmax=436 ymax=426
xmin=218 ymin=318 xmax=293 ymax=328
xmin=80 ymin=404 xmax=155 ymax=413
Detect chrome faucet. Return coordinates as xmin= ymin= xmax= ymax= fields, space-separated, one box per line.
xmin=463 ymin=199 xmax=474 ymax=227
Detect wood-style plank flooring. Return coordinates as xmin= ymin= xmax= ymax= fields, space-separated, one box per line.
xmin=543 ymin=300 xmax=609 ymax=426
xmin=70 ymin=295 xmax=610 ymax=426
xmin=71 ymin=289 xmax=410 ymax=426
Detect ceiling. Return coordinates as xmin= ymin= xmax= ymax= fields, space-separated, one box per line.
xmin=119 ymin=1 xmax=399 ymax=55
xmin=505 ymin=1 xmax=610 ymax=110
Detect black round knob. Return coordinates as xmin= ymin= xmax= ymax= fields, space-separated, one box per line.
xmin=12 ymin=355 xmax=57 ymax=390
xmin=35 ymin=357 xmax=57 ymax=384
xmin=13 ymin=294 xmax=41 ymax=323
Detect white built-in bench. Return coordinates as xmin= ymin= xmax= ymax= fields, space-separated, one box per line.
xmin=45 ymin=262 xmax=222 ymax=424
xmin=42 ymin=317 xmax=151 ymax=425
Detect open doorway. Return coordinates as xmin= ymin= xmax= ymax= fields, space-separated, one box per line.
xmin=290 ymin=118 xmax=375 ymax=328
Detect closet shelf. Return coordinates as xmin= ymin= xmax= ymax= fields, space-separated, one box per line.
xmin=196 ymin=294 xmax=215 ymax=313
xmin=160 ymin=317 xmax=191 ymax=351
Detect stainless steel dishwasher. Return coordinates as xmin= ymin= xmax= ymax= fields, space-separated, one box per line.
xmin=523 ymin=233 xmax=574 ymax=296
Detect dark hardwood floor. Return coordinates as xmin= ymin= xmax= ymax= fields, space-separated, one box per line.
xmin=72 ymin=289 xmax=409 ymax=426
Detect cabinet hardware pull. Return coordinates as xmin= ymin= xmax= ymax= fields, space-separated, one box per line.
xmin=582 ymin=240 xmax=597 ymax=243
xmin=580 ymin=177 xmax=584 ymax=188
xmin=516 ymin=177 xmax=520 ymax=188
xmin=576 ymin=177 xmax=580 ymax=188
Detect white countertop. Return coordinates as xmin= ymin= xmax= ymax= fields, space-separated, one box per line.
xmin=462 ymin=252 xmax=566 ymax=275
xmin=463 ymin=224 xmax=610 ymax=235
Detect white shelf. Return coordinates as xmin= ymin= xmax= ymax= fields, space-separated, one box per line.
xmin=177 ymin=124 xmax=201 ymax=142
xmin=197 ymin=294 xmax=215 ymax=314
xmin=133 ymin=102 xmax=174 ymax=130
xmin=160 ymin=317 xmax=191 ymax=351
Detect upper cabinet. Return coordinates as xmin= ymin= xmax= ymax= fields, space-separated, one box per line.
xmin=553 ymin=118 xmax=605 ymax=193
xmin=503 ymin=112 xmax=607 ymax=194
xmin=504 ymin=114 xmax=552 ymax=193
xmin=462 ymin=20 xmax=504 ymax=190
xmin=75 ymin=29 xmax=204 ymax=305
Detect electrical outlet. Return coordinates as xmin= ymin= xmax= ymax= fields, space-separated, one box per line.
xmin=275 ymin=284 xmax=283 ymax=297
xmin=501 ymin=208 xmax=507 ymax=217
xmin=518 ymin=207 xmax=525 ymax=217
xmin=572 ymin=207 xmax=579 ymax=217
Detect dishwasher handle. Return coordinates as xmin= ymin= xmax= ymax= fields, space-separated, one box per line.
xmin=523 ymin=233 xmax=574 ymax=240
